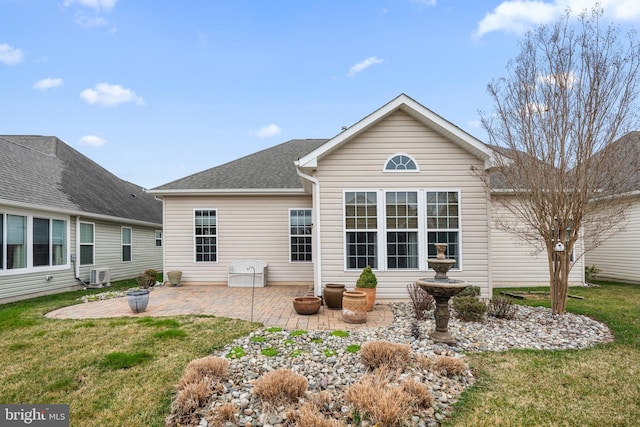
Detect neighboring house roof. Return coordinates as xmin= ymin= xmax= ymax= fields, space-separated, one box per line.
xmin=297 ymin=93 xmax=491 ymax=170
xmin=0 ymin=135 xmax=162 ymax=225
xmin=150 ymin=138 xmax=328 ymax=194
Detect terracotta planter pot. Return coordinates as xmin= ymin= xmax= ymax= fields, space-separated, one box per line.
xmin=293 ymin=296 xmax=322 ymax=315
xmin=323 ymin=283 xmax=346 ymax=309
xmin=357 ymin=287 xmax=376 ymax=311
xmin=342 ymin=291 xmax=367 ymax=324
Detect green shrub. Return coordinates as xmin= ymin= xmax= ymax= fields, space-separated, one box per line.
xmin=452 ymin=296 xmax=487 ymax=322
xmin=330 ymin=330 xmax=349 ymax=338
xmin=585 ymin=265 xmax=601 ymax=282
xmin=356 ymin=265 xmax=377 ymax=289
xmin=457 ymin=285 xmax=481 ymax=297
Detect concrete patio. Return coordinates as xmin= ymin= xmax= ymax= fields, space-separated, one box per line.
xmin=46 ymin=284 xmax=396 ymax=331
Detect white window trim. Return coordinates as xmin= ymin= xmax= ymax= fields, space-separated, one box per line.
xmin=0 ymin=209 xmax=71 ymax=275
xmin=79 ymin=221 xmax=95 ymax=267
xmin=382 ymin=153 xmax=420 ymax=172
xmin=155 ymin=230 xmax=162 ymax=247
xmin=342 ymin=189 xmax=463 ymax=272
xmin=193 ymin=208 xmax=218 ymax=263
xmin=121 ymin=226 xmax=132 ymax=263
xmin=289 ymin=208 xmax=313 ymax=263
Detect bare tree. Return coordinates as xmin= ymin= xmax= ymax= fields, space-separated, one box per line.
xmin=481 ymin=7 xmax=640 ymax=314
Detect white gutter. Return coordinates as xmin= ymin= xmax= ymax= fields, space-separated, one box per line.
xmin=295 ymin=166 xmax=322 ymax=296
xmin=0 ymin=198 xmax=161 ymax=228
xmin=147 ymin=188 xmax=306 ymax=196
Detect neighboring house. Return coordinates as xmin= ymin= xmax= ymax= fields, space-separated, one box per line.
xmin=0 ymin=135 xmax=163 ymax=303
xmin=150 ymin=94 xmax=583 ymax=299
xmin=585 ymin=131 xmax=640 ymax=283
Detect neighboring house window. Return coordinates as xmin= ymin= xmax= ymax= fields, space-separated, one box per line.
xmin=79 ymin=222 xmax=94 ymax=266
xmin=122 ymin=227 xmax=132 ymax=262
xmin=345 ymin=192 xmax=378 ymax=269
xmin=155 ymin=230 xmax=162 ymax=247
xmin=426 ymin=191 xmax=460 ymax=267
xmin=384 ymin=154 xmax=418 ymax=171
xmin=0 ymin=215 xmax=3 ymax=269
xmin=290 ymin=209 xmax=312 ymax=262
xmin=386 ymin=191 xmax=419 ymax=269
xmin=33 ymin=218 xmax=67 ymax=267
xmin=6 ymin=214 xmax=26 ymax=270
xmin=194 ymin=209 xmax=217 ymax=262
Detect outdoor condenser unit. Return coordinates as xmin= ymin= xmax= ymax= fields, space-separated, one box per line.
xmin=89 ymin=268 xmax=110 ymax=288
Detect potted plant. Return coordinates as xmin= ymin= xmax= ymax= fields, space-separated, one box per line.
xmin=126 ymin=269 xmax=155 ymax=313
xmin=355 ymin=265 xmax=377 ymax=311
xmin=167 ymin=270 xmax=182 ymax=286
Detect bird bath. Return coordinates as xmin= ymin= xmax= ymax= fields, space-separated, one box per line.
xmin=416 ymin=243 xmax=469 ymax=345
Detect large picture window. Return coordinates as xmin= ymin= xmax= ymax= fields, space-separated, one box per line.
xmin=79 ymin=222 xmax=94 ymax=266
xmin=345 ymin=191 xmax=378 ymax=269
xmin=343 ymin=189 xmax=461 ymax=271
xmin=290 ymin=209 xmax=312 ymax=262
xmin=195 ymin=209 xmax=217 ymax=262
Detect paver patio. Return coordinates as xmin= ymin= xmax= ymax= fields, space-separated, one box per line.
xmin=46 ymin=284 xmax=396 ymax=331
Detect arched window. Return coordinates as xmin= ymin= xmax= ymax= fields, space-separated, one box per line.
xmin=384 ymin=154 xmax=418 ymax=171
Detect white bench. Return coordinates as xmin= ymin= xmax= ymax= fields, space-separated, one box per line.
xmin=228 ymin=260 xmax=268 ymax=287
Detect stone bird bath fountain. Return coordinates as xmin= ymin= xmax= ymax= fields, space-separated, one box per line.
xmin=416 ymin=243 xmax=469 ymax=345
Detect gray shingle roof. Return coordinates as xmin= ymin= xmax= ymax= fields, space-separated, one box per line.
xmin=0 ymin=135 xmax=162 ymax=225
xmin=152 ymin=139 xmax=328 ymax=191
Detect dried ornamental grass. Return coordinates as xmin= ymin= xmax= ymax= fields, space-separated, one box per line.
xmin=359 ymin=340 xmax=411 ymax=371
xmin=178 ymin=356 xmax=229 ymax=389
xmin=345 ymin=373 xmax=412 ymax=427
xmin=168 ymin=379 xmax=213 ymax=426
xmin=433 ymin=355 xmax=467 ymax=376
xmin=285 ymin=401 xmax=341 ymax=427
xmin=400 ymin=378 xmax=434 ymax=409
xmin=252 ymin=368 xmax=308 ymax=406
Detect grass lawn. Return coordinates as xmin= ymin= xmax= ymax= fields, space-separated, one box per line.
xmin=0 ymin=280 xmax=260 ymax=427
xmin=446 ymin=281 xmax=640 ymax=427
xmin=1 ymin=280 xmax=638 ymax=426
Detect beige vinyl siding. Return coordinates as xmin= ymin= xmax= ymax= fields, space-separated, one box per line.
xmin=585 ymin=197 xmax=640 ymax=283
xmin=163 ymin=195 xmax=314 ymax=285
xmin=315 ymin=110 xmax=491 ymax=298
xmin=490 ymin=198 xmax=584 ymax=287
xmin=78 ymin=219 xmax=162 ymax=283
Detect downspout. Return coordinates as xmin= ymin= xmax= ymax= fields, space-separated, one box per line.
xmin=295 ymin=167 xmax=322 ymax=296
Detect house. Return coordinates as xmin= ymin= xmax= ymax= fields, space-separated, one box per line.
xmin=150 ymin=94 xmax=583 ymax=299
xmin=584 ymin=131 xmax=640 ymax=283
xmin=0 ymin=135 xmax=163 ymax=303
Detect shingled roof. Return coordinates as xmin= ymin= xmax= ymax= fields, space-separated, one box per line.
xmin=152 ymin=138 xmax=328 ymax=192
xmin=0 ymin=135 xmax=162 ymax=225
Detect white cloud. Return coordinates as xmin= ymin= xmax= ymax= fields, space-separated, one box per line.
xmin=76 ymin=15 xmax=108 ymax=28
xmin=467 ymin=119 xmax=482 ymax=128
xmin=79 ymin=135 xmax=107 ymax=147
xmin=253 ymin=124 xmax=282 ymax=138
xmin=80 ymin=83 xmax=144 ymax=107
xmin=0 ymin=43 xmax=24 ymax=65
xmin=411 ymin=0 xmax=437 ymax=6
xmin=348 ymin=56 xmax=384 ymax=77
xmin=474 ymin=0 xmax=640 ymax=38
xmin=32 ymin=78 xmax=63 ymax=90
xmin=63 ymin=0 xmax=117 ymax=12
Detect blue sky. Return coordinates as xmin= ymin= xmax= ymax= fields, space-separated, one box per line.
xmin=2 ymin=0 xmax=640 ymax=189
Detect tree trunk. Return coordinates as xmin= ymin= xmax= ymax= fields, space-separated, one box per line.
xmin=550 ymin=250 xmax=569 ymax=315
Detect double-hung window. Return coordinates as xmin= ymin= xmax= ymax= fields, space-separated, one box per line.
xmin=344 ymin=189 xmax=461 ymax=271
xmin=290 ymin=209 xmax=312 ymax=262
xmin=33 ymin=218 xmax=67 ymax=267
xmin=426 ymin=191 xmax=460 ymax=268
xmin=121 ymin=227 xmax=132 ymax=262
xmin=5 ymin=214 xmax=26 ymax=270
xmin=195 ymin=209 xmax=217 ymax=262
xmin=386 ymin=191 xmax=419 ymax=269
xmin=345 ymin=192 xmax=378 ymax=269
xmin=155 ymin=230 xmax=162 ymax=247
xmin=79 ymin=222 xmax=95 ymax=266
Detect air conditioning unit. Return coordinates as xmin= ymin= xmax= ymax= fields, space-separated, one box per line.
xmin=89 ymin=268 xmax=110 ymax=288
